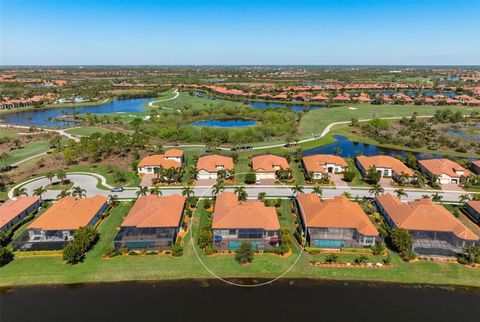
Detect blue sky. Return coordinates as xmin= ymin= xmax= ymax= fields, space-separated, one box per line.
xmin=1 ymin=0 xmax=479 ymax=65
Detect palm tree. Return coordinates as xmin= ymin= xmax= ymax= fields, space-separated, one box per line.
xmin=342 ymin=191 xmax=352 ymax=199
xmin=0 ymin=152 xmax=9 ymax=170
xmin=150 ymin=186 xmax=162 ymax=196
xmin=234 ymin=186 xmax=248 ymax=201
xmin=257 ymin=192 xmax=267 ymax=202
xmin=154 ymin=166 xmax=164 ymax=180
xmin=46 ymin=171 xmax=55 ymax=185
xmin=136 ymin=186 xmax=149 ymax=197
xmin=56 ymin=169 xmax=67 ymax=185
xmin=108 ymin=194 xmax=119 ymax=207
xmin=211 ymin=181 xmax=225 ymax=197
xmin=394 ymin=188 xmax=408 ymax=200
xmin=190 ymin=168 xmax=199 ymax=181
xmin=431 ymin=192 xmax=443 ymax=202
xmin=312 ymin=185 xmax=323 ymax=199
xmin=71 ymin=186 xmax=86 ymax=199
xmin=57 ymin=189 xmax=71 ymax=199
xmin=429 ymin=174 xmax=440 ymax=187
xmin=182 ymin=186 xmax=194 ymax=198
xmin=369 ymin=183 xmax=384 ymax=197
xmin=13 ymin=187 xmax=28 ymax=198
xmin=291 ymin=184 xmax=304 ymax=196
xmin=459 ymin=194 xmax=471 ymax=204
xmin=33 ymin=186 xmax=46 ymax=201
xmin=333 ymin=147 xmax=342 ymax=156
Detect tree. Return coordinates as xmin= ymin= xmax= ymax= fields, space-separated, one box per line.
xmin=235 ymin=241 xmax=254 ymax=264
xmin=0 ymin=152 xmax=9 ymax=170
xmin=211 ymin=181 xmax=225 ymax=197
xmin=394 ymin=188 xmax=408 ymax=200
xmin=342 ymin=191 xmax=352 ymax=199
xmin=291 ymin=184 xmax=304 ymax=196
xmin=63 ymin=226 xmax=99 ymax=264
xmin=366 ymin=167 xmax=381 ymax=184
xmin=13 ymin=187 xmax=28 ymax=198
xmin=57 ymin=189 xmax=71 ymax=199
xmin=182 ymin=186 xmax=194 ymax=199
xmin=0 ymin=246 xmax=14 ymax=267
xmin=244 ymin=172 xmax=256 ymax=184
xmin=234 ymin=186 xmax=248 ymax=201
xmin=312 ymin=185 xmax=323 ymax=199
xmin=136 ymin=186 xmax=149 ymax=197
xmin=33 ymin=186 xmax=46 ymax=201
xmin=72 ymin=186 xmax=86 ymax=199
xmin=154 ymin=166 xmax=164 ymax=180
xmin=458 ymin=246 xmax=480 ymax=265
xmin=371 ymin=242 xmax=386 ymax=256
xmin=56 ymin=169 xmax=67 ymax=185
xmin=257 ymin=192 xmax=266 ymax=202
xmin=369 ymin=184 xmax=384 ymax=197
xmin=333 ymin=147 xmax=342 ymax=156
xmin=190 ymin=168 xmax=199 ymax=181
xmin=150 ymin=186 xmax=162 ymax=196
xmin=108 ymin=194 xmax=119 ymax=207
xmin=459 ymin=194 xmax=471 ymax=204
xmin=431 ymin=192 xmax=443 ymax=202
xmin=46 ymin=171 xmax=55 ymax=184
xmin=389 ymin=228 xmax=413 ymax=259
xmin=343 ymin=171 xmax=355 ymax=182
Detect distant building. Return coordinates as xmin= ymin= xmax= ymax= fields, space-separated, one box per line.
xmin=137 ymin=149 xmax=184 ymax=175
xmin=196 ymin=154 xmax=234 ymax=180
xmin=212 ymin=192 xmax=281 ymax=251
xmin=13 ymin=195 xmax=107 ymax=251
xmin=0 ymin=197 xmax=40 ymax=232
xmin=296 ymin=194 xmax=379 ymax=248
xmin=114 ymin=194 xmax=186 ymax=250
xmin=375 ymin=194 xmax=478 ymax=257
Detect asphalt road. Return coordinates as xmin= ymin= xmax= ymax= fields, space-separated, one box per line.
xmin=10 ymin=173 xmax=471 ymax=203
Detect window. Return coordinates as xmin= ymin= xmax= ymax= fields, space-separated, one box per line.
xmin=229 ymin=229 xmax=236 ymax=235
xmin=238 ymin=229 xmax=263 ymax=239
xmin=383 ymin=170 xmax=389 ymax=176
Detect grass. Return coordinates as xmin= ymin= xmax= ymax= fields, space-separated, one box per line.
xmin=64 ymin=127 xmax=112 ymax=136
xmin=6 ymin=140 xmax=51 ymax=165
xmin=2 ymin=199 xmax=480 ymax=287
xmin=345 ymin=158 xmax=370 ymax=187
xmin=45 ymin=181 xmax=74 ymax=191
xmin=67 ymin=164 xmax=140 ymax=188
xmin=290 ymin=161 xmax=305 ymax=185
xmin=0 ymin=128 xmax=18 ymax=138
xmin=234 ymin=155 xmax=251 ymax=184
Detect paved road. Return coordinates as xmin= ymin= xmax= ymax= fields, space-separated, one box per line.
xmin=9 ymin=173 xmax=472 ymax=203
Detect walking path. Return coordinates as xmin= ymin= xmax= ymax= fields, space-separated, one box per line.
xmin=0 ymin=124 xmax=81 ymax=142
xmin=147 ymin=88 xmax=180 ymax=108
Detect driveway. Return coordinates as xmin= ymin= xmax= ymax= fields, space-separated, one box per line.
xmin=330 ymin=174 xmax=348 ymax=188
xmin=441 ymin=183 xmax=464 ymax=192
xmin=195 ymin=179 xmax=217 ymax=187
xmin=140 ymin=174 xmax=155 ymax=187
xmin=379 ymin=178 xmax=393 ymax=189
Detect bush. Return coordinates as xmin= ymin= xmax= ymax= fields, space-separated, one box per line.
xmin=171 ymin=244 xmax=183 ymax=257
xmin=235 ymin=242 xmax=254 ymax=264
xmin=63 ymin=226 xmax=99 ymax=264
xmin=63 ymin=242 xmax=83 ymax=264
xmin=458 ymin=246 xmax=480 ymax=265
xmin=198 ymin=226 xmax=213 ymax=251
xmin=324 ymin=253 xmax=338 ymax=264
xmin=371 ymin=242 xmax=386 ymax=256
xmin=389 ymin=228 xmax=414 ymax=260
xmin=0 ymin=246 xmax=14 ymax=267
xmin=203 ymin=198 xmax=212 ymax=210
xmin=245 ymin=172 xmax=256 ymax=184
xmin=188 ymin=196 xmax=199 ymax=207
xmin=354 ymin=255 xmax=369 ymax=264
xmin=343 ymin=171 xmax=355 ymax=182
xmin=383 ymin=255 xmax=391 ymax=265
xmin=305 ymin=247 xmax=322 ymax=255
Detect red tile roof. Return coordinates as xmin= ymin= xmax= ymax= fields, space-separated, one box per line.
xmin=0 ymin=196 xmax=39 ymax=228
xmin=302 ymin=154 xmax=348 ymax=173
xmin=418 ymin=158 xmax=470 ymax=178
xmin=196 ymin=155 xmax=234 ymax=172
xmin=356 ymin=155 xmax=415 ymax=176
xmin=137 ymin=149 xmax=183 ymax=169
xmin=252 ymin=154 xmax=289 ymax=172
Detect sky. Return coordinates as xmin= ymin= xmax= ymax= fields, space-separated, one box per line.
xmin=0 ymin=0 xmax=479 ymax=65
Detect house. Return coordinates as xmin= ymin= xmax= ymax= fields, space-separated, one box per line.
xmin=296 ymin=194 xmax=379 ymax=248
xmin=471 ymin=160 xmax=480 ymax=174
xmin=251 ymin=154 xmax=290 ymax=180
xmin=418 ymin=158 xmax=471 ymax=185
xmin=465 ymin=201 xmax=480 ymax=225
xmin=355 ymin=155 xmax=416 ymax=182
xmin=196 ymin=154 xmax=234 ymax=180
xmin=137 ymin=149 xmax=184 ymax=175
xmin=114 ymin=194 xmax=186 ymax=250
xmin=0 ymin=196 xmax=40 ymax=232
xmin=375 ymin=194 xmax=478 ymax=257
xmin=212 ymin=192 xmax=281 ymax=251
xmin=302 ymin=154 xmax=348 ymax=179
xmin=14 ymin=195 xmax=108 ymax=251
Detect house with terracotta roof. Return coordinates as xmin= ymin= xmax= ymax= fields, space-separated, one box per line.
xmin=0 ymin=196 xmax=40 ymax=232
xmin=14 ymin=195 xmax=107 ymax=250
xmin=196 ymin=154 xmax=234 ymax=180
xmin=296 ymin=194 xmax=379 ymax=248
xmin=302 ymin=154 xmax=348 ymax=180
xmin=418 ymin=158 xmax=471 ymax=185
xmin=471 ymin=160 xmax=480 ymax=174
xmin=465 ymin=200 xmax=480 ymax=225
xmin=251 ymin=154 xmax=290 ymax=180
xmin=355 ymin=155 xmax=416 ymax=182
xmin=212 ymin=192 xmax=280 ymax=251
xmin=137 ymin=149 xmax=184 ymax=175
xmin=114 ymin=194 xmax=186 ymax=250
xmin=375 ymin=194 xmax=478 ymax=257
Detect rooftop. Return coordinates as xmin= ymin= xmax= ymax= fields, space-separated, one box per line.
xmin=302 ymin=154 xmax=348 ymax=173
xmin=356 ymin=155 xmax=415 ymax=176
xmin=418 ymin=158 xmax=470 ymax=178
xmin=252 ymin=154 xmax=290 ymax=172
xmin=0 ymin=196 xmax=39 ymax=228
xmin=196 ymin=154 xmax=234 ymax=172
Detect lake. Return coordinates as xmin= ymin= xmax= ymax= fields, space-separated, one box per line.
xmin=303 ymin=135 xmax=448 ymax=159
xmin=192 ymin=119 xmax=257 ymax=127
xmin=0 ymin=98 xmax=151 ymax=127
xmin=1 ymin=279 xmax=478 ymax=322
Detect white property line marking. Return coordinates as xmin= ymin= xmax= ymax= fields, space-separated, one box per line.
xmin=189 ymin=172 xmax=307 ymax=287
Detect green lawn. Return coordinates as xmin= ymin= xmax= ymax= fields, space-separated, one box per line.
xmin=0 ymin=128 xmax=18 ymax=138
xmin=67 ymin=164 xmax=140 ymax=188
xmin=64 ymin=127 xmax=112 ymax=136
xmin=6 ymin=140 xmax=51 ymax=165
xmin=2 ymin=200 xmax=480 ymax=287
xmin=290 ymin=161 xmax=305 ymax=185
xmin=345 ymin=158 xmax=370 ymax=187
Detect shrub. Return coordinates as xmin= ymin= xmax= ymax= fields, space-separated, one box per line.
xmin=458 ymin=246 xmax=480 ymax=265
xmin=0 ymin=246 xmax=14 ymax=267
xmin=63 ymin=226 xmax=99 ymax=264
xmin=305 ymin=247 xmax=322 ymax=255
xmin=188 ymin=196 xmax=199 ymax=207
xmin=383 ymin=255 xmax=392 ymax=265
xmin=171 ymin=244 xmax=183 ymax=257
xmin=324 ymin=253 xmax=338 ymax=264
xmin=203 ymin=198 xmax=212 ymax=210
xmin=354 ymin=255 xmax=369 ymax=264
xmin=245 ymin=172 xmax=256 ymax=184
xmin=63 ymin=242 xmax=83 ymax=264
xmin=343 ymin=171 xmax=355 ymax=182
xmin=371 ymin=242 xmax=386 ymax=256
xmin=235 ymin=242 xmax=254 ymax=264
xmin=389 ymin=228 xmax=414 ymax=260
xmin=198 ymin=226 xmax=213 ymax=251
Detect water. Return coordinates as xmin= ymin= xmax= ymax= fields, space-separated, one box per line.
xmin=1 ymin=279 xmax=478 ymax=322
xmin=0 ymin=98 xmax=151 ymax=127
xmin=192 ymin=119 xmax=256 ymax=127
xmin=303 ymin=135 xmax=448 ymax=159
xmin=448 ymin=124 xmax=480 ymax=140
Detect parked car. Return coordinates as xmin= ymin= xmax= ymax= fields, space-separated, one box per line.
xmin=256 ymin=178 xmax=261 ymax=185
xmin=110 ymin=187 xmax=124 ymax=192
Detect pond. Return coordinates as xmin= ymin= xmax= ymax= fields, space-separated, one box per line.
xmin=448 ymin=124 xmax=480 ymax=141
xmin=192 ymin=119 xmax=256 ymax=127
xmin=1 ymin=279 xmax=478 ymax=322
xmin=303 ymin=135 xmax=448 ymax=159
xmin=0 ymin=98 xmax=151 ymax=127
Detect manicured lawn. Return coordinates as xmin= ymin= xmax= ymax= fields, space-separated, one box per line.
xmin=45 ymin=181 xmax=74 ymax=191
xmin=6 ymin=140 xmax=51 ymax=165
xmin=234 ymin=155 xmax=251 ymax=184
xmin=64 ymin=127 xmax=112 ymax=136
xmin=68 ymin=164 xmax=140 ymax=188
xmin=290 ymin=161 xmax=305 ymax=185
xmin=0 ymin=128 xmax=18 ymax=138
xmin=345 ymin=158 xmax=370 ymax=187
